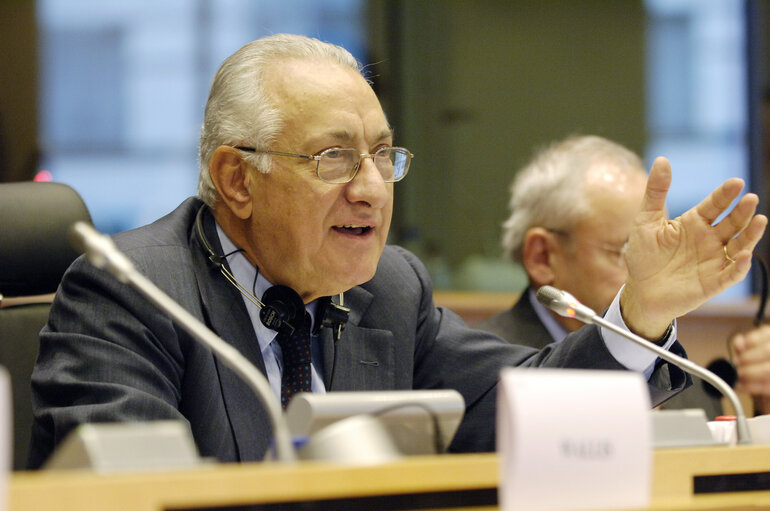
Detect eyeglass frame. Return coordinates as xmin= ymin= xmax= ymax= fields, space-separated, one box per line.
xmin=233 ymin=146 xmax=413 ymax=184
xmin=547 ymin=228 xmax=629 ymax=266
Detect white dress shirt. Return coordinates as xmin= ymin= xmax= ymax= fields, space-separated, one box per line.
xmin=527 ymin=286 xmax=676 ymax=380
xmin=216 ymin=224 xmax=326 ymax=401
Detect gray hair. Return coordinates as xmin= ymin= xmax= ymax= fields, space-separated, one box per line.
xmin=197 ymin=34 xmax=364 ymax=206
xmin=501 ymin=135 xmax=645 ymax=263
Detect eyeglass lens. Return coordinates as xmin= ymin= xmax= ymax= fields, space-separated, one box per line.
xmin=318 ymin=147 xmax=410 ymax=183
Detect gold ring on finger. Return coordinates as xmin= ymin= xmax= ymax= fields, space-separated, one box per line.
xmin=724 ymin=245 xmax=736 ymax=264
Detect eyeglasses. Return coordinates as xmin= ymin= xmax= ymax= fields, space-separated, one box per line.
xmin=234 ymin=146 xmax=413 ymax=184
xmin=549 ymin=229 xmax=629 ymax=266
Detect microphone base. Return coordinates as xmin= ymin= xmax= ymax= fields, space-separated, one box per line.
xmin=297 ymin=414 xmax=402 ymax=465
xmin=653 ymin=409 xmax=725 ymax=449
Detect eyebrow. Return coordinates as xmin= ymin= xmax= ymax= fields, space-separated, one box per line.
xmin=322 ymin=127 xmax=394 ymax=146
xmin=376 ymin=128 xmax=396 ymax=143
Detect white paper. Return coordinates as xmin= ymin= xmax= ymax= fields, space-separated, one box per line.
xmin=748 ymin=414 xmax=770 ymax=444
xmin=707 ymin=420 xmax=737 ymax=445
xmin=497 ymin=368 xmax=652 ymax=511
xmin=709 ymin=414 xmax=770 ymax=445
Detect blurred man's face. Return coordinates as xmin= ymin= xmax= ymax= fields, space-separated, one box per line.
xmin=548 ymin=165 xmax=647 ymax=332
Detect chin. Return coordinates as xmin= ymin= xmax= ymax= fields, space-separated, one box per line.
xmin=338 ymin=263 xmax=378 ymax=290
xmin=315 ymin=252 xmax=380 ymax=294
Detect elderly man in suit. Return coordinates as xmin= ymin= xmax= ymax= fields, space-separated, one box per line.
xmin=478 ymin=135 xmax=770 ymax=418
xmin=29 ymin=36 xmax=766 ymax=468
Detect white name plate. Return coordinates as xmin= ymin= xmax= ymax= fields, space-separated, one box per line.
xmin=497 ymin=368 xmax=651 ymax=511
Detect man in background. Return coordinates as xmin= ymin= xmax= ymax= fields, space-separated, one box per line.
xmin=478 ymin=134 xmax=770 ymax=417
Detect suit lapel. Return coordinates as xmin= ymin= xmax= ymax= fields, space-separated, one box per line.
xmin=511 ymin=292 xmax=556 ymax=348
xmin=188 ymin=207 xmax=400 ymax=459
xmin=322 ymin=286 xmax=397 ymax=391
xmin=189 ymin=209 xmax=272 ymax=461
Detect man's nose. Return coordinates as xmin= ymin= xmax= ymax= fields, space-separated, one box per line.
xmin=345 ymin=156 xmax=390 ymax=207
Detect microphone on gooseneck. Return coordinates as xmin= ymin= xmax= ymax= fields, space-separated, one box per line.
xmin=535 ymin=285 xmax=753 ymax=445
xmin=69 ymin=221 xmax=296 ymax=462
xmin=535 ymin=285 xmax=595 ymax=323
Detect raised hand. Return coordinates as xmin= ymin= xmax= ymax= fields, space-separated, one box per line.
xmin=620 ymin=157 xmax=767 ymax=339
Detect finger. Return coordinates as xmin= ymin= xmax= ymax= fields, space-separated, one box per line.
xmin=721 ymin=247 xmax=753 ymax=284
xmin=726 ymin=214 xmax=768 ymax=259
xmin=735 ymin=325 xmax=770 ymax=355
xmin=738 ymin=378 xmax=770 ymax=397
xmin=732 ymin=332 xmax=750 ymax=359
xmin=734 ymin=335 xmax=770 ymax=385
xmin=736 ymin=344 xmax=769 ymax=366
xmin=715 ymin=193 xmax=759 ymax=242
xmin=694 ymin=177 xmax=746 ymax=226
xmin=754 ymin=395 xmax=770 ymax=412
xmin=712 ymin=242 xmax=755 ymax=293
xmin=638 ymin=157 xmax=671 ymax=217
xmin=737 ymin=362 xmax=770 ymax=393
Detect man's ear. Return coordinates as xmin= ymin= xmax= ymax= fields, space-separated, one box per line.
xmin=209 ymin=146 xmax=253 ymax=220
xmin=521 ymin=227 xmax=557 ymax=288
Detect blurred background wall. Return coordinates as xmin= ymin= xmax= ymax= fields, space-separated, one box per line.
xmin=0 ymin=0 xmax=39 ymax=183
xmin=1 ymin=0 xmax=768 ymax=299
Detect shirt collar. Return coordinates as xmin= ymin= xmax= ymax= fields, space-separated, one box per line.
xmin=214 ymin=222 xmax=319 ymax=345
xmin=527 ymin=286 xmax=568 ymax=343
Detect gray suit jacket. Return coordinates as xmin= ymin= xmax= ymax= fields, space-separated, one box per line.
xmin=29 ymin=199 xmax=689 ymax=468
xmin=477 ymin=291 xmax=721 ymax=418
xmin=476 ymin=290 xmax=553 ymax=351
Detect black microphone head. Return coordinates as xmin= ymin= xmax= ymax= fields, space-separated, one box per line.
xmin=702 ymin=358 xmax=738 ymax=398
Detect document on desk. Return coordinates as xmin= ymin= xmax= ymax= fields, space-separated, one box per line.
xmin=497 ymin=368 xmax=651 ymax=511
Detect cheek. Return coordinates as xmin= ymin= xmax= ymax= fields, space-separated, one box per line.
xmin=572 ymin=253 xmax=615 ymax=290
xmin=256 ymin=179 xmax=332 ymax=235
xmin=381 ymin=202 xmax=394 ymax=238
xmin=600 ymin=262 xmax=628 ymax=285
xmin=592 ymin=267 xmax=627 ymax=303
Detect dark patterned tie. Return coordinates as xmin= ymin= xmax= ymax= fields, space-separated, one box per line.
xmin=276 ymin=312 xmax=312 ymax=409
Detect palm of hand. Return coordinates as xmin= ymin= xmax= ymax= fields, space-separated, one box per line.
xmin=621 ymin=157 xmax=766 ymax=338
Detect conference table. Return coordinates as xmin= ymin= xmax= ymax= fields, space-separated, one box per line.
xmin=8 ymin=444 xmax=770 ymax=510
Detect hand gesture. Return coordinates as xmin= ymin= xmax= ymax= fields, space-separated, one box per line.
xmin=620 ymin=157 xmax=767 ymax=339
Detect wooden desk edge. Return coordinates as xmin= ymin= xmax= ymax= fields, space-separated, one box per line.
xmin=11 ymin=445 xmax=770 ymax=510
xmin=10 ymin=453 xmax=499 ymax=510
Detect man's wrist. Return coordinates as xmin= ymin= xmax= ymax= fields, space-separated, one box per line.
xmin=619 ymin=284 xmax=672 ymax=340
xmin=651 ymin=322 xmax=674 ymax=346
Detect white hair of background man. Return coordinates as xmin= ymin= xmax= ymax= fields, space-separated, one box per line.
xmin=501 ymin=135 xmax=646 ymax=264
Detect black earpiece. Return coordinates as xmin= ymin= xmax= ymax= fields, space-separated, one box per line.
xmin=194 ymin=204 xmax=349 ymax=338
xmin=260 ymin=285 xmax=305 ymax=334
xmin=195 ymin=205 xmax=229 ymax=266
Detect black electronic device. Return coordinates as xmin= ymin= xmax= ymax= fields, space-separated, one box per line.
xmin=193 ymin=204 xmax=349 ymax=338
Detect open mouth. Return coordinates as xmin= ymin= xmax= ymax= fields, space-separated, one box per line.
xmin=333 ymin=225 xmax=373 ymax=236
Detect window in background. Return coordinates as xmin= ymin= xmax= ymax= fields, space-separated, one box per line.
xmin=37 ymin=0 xmax=365 ymax=234
xmin=645 ymin=0 xmax=749 ymax=300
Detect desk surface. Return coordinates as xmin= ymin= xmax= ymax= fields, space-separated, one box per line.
xmin=11 ymin=295 xmax=769 ymax=510
xmin=9 ymin=445 xmax=770 ymax=511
